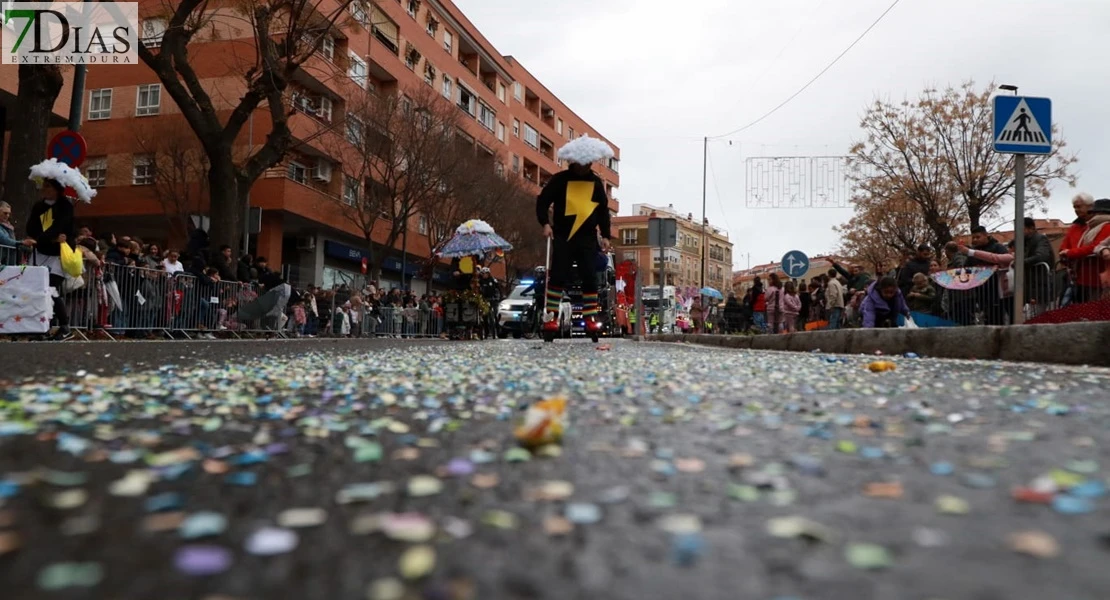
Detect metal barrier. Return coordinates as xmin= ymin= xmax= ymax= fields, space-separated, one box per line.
xmin=354 ymin=305 xmax=445 ymax=338
xmin=1 ymin=243 xmax=26 ymax=266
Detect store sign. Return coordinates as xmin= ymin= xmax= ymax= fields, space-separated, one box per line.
xmin=324 ymin=241 xmax=365 ymax=262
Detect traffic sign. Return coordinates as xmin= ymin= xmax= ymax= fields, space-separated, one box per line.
xmin=993 ymin=96 xmax=1052 ymax=155
xmin=47 ymin=130 xmax=88 ymax=167
xmin=781 ymin=250 xmax=809 ymax=279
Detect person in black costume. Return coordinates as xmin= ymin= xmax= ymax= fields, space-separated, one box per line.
xmin=535 ymin=136 xmax=614 ymax=325
xmin=24 ymin=178 xmax=75 ymax=340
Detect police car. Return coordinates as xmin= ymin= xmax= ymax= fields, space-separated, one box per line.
xmin=496 ymin=280 xmax=572 ymax=339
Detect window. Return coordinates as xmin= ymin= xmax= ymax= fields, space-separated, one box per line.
xmin=85 ymin=157 xmax=107 ymax=188
xmin=132 ymin=155 xmax=153 ymax=185
xmin=443 ymin=31 xmax=452 ymax=53
xmin=346 ymin=115 xmax=364 ymax=146
xmin=287 ymin=161 xmax=307 ymax=184
xmin=556 ymin=119 xmax=563 ymax=135
xmin=511 ymin=154 xmax=519 ymax=173
xmin=370 ymin=6 xmax=399 ymax=53
xmin=496 ymin=122 xmax=505 ymax=142
xmin=441 ymin=75 xmax=452 ymax=100
xmin=478 ymin=103 xmax=495 ymax=131
xmin=622 ymin=229 xmax=638 ymax=245
xmin=425 ymin=16 xmax=438 ymax=37
xmin=406 ymin=0 xmax=418 ymax=17
xmin=350 ymin=1 xmax=369 ymax=26
xmin=136 ymin=84 xmax=160 ymax=116
xmin=88 ymin=89 xmax=112 ymax=120
xmin=608 ymin=157 xmax=620 ymax=173
xmin=317 ymin=97 xmax=333 ymax=122
xmin=348 ymin=53 xmax=368 ymax=88
xmin=568 ymin=126 xmax=575 ymax=140
xmin=494 ymin=162 xmax=504 ymax=176
xmin=320 ymin=36 xmax=335 ymax=60
xmin=512 ymin=118 xmax=520 ymax=138
xmin=292 ymin=91 xmax=314 ymax=114
xmin=513 ymin=82 xmax=523 ymax=101
xmin=141 ymin=19 xmax=166 ymax=48
xmin=343 ymin=175 xmax=359 ymax=206
xmin=523 ymin=124 xmax=539 ymax=149
xmin=424 ymin=61 xmax=435 ymax=85
xmin=497 ymin=82 xmax=506 ymax=103
xmin=457 ymin=85 xmax=475 ymax=116
xmin=418 ymin=215 xmax=428 ymax=235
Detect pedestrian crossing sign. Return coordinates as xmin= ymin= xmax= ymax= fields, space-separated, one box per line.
xmin=993 ymin=95 xmax=1052 ymax=155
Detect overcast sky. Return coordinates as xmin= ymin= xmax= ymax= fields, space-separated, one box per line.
xmin=455 ymin=0 xmax=1108 ymax=270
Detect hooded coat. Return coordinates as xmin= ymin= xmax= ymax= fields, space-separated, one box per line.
xmin=860 ymin=282 xmax=910 ymax=328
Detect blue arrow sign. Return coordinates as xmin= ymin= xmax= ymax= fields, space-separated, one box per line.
xmin=781 ymin=250 xmax=809 ymax=279
xmin=993 ymin=96 xmax=1052 ymax=155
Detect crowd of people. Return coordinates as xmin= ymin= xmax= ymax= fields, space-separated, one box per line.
xmin=722 ymin=193 xmax=1110 ymax=333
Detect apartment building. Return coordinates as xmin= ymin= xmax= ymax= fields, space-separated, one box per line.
xmin=612 ymin=203 xmax=733 ymax=297
xmin=65 ymin=0 xmax=619 ymax=292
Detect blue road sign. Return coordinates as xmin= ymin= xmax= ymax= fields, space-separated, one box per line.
xmin=48 ymin=130 xmax=88 ymax=167
xmin=993 ymin=96 xmax=1052 ymax=155
xmin=781 ymin=250 xmax=809 ymax=279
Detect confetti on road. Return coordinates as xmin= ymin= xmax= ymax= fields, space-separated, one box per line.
xmin=1 ymin=340 xmax=1108 ymax=599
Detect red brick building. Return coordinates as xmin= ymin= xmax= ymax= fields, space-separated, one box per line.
xmin=64 ymin=0 xmax=619 ymax=293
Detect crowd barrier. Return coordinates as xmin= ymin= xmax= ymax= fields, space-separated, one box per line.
xmin=319 ymin=298 xmax=446 ymax=339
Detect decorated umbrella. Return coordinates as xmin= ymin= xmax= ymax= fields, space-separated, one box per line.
xmin=700 ymin=286 xmax=723 ymax=300
xmin=29 ymin=158 xmax=97 ymax=203
xmin=437 ymin=220 xmax=513 ymax=259
xmin=931 ymin=266 xmax=996 ymax=291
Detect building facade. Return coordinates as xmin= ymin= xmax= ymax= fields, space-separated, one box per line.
xmin=612 ymin=203 xmax=732 ymax=294
xmin=731 ymin=255 xmax=847 ymax=296
xmin=65 ymin=0 xmax=619 ymax=293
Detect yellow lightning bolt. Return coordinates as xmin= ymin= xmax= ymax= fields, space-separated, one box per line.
xmin=564 ymin=181 xmax=597 ymax=240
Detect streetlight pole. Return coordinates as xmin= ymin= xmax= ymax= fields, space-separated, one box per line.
xmin=999 ymin=84 xmax=1026 ymax=325
xmin=700 ymin=136 xmax=707 ymax=291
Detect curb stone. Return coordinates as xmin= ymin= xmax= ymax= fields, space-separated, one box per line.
xmin=640 ymin=322 xmax=1110 ymax=367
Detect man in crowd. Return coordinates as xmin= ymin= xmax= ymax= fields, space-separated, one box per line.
xmin=1059 ymin=193 xmax=1110 ymax=305
xmin=214 ymin=245 xmax=238 ymax=282
xmin=1021 ymin=217 xmax=1056 ymax=316
xmin=825 ymin=269 xmax=845 ymax=330
xmin=966 ymin=226 xmax=1010 ymax=325
xmin=897 ymin=244 xmax=933 ymax=296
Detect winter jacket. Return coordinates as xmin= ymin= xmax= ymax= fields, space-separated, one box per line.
xmin=237 ymin=258 xmax=255 ymax=282
xmin=1024 ymin=232 xmax=1055 ymax=268
xmin=897 ymin=258 xmax=932 ymax=295
xmin=965 ymin=248 xmax=1016 ymax=296
xmin=764 ymin=286 xmax=785 ymax=321
xmin=1060 ymin=216 xmax=1110 ymax=288
xmin=906 ymin=284 xmax=936 ymax=313
xmin=0 ymin=221 xmax=18 ymax=247
xmin=832 ymin=263 xmax=873 ymax=292
xmin=782 ymin=293 xmax=801 ymax=318
xmin=25 ymin=198 xmax=75 ymax=257
xmin=825 ymin=277 xmax=845 ymax=309
xmin=860 ymin=282 xmax=910 ymax=328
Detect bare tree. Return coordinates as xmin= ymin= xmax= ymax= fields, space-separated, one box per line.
xmin=484 ymin=175 xmax=545 ymax=283
xmin=848 ymin=80 xmax=1078 ymax=247
xmin=332 ymin=84 xmax=474 ymax=280
xmin=138 ymin=0 xmax=355 ymax=255
xmin=133 ymin=119 xmax=210 ymax=243
xmin=2 ymin=65 xmax=65 ymax=234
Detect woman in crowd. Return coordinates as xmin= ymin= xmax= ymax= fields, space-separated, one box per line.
xmin=861 ymin=276 xmax=911 ymax=329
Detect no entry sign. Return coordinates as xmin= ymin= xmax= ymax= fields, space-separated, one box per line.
xmin=48 ymin=130 xmax=88 ymax=168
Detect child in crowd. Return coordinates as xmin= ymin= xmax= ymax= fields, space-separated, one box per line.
xmin=781 ymin=280 xmax=802 ymax=333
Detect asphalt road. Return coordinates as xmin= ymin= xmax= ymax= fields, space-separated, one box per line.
xmin=1 ymin=338 xmax=1109 ymax=600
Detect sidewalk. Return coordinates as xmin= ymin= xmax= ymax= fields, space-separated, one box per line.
xmin=642 ymin=321 xmax=1110 ymax=367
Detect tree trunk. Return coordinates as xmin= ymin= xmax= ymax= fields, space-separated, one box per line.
xmin=966 ymin=199 xmax=982 ymax=232
xmin=205 ymin=157 xmax=242 ymax=257
xmin=2 ymin=65 xmax=64 ymax=236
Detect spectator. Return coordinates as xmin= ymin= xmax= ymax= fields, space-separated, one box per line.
xmin=723 ymin=293 xmax=743 ymax=334
xmin=303 ymin=284 xmax=319 ymax=336
xmin=831 ymin=261 xmax=872 ymax=292
xmin=140 ymin=244 xmax=163 ymax=270
xmin=237 ymin=253 xmax=256 ymax=282
xmin=254 ymin=256 xmax=273 ymax=279
xmin=0 ymin=201 xmax=20 ymax=265
xmin=105 ymin=239 xmax=130 ymax=266
xmin=765 ymin=273 xmax=786 ymax=334
xmin=825 ymin=269 xmax=845 ymax=330
xmin=906 ymin=273 xmax=937 ymax=314
xmin=797 ymin=281 xmax=811 ymax=331
xmin=1022 ymin=217 xmax=1056 ymax=316
xmin=214 ymin=245 xmax=237 ymax=282
xmin=965 ymin=226 xmax=1011 ymax=325
xmin=1059 ymin=195 xmax=1110 ymax=304
xmin=781 ymin=280 xmax=801 ymax=333
xmin=898 ymin=244 xmax=933 ymax=296
xmin=24 ymin=178 xmax=75 ymax=340
xmin=97 ymin=232 xmax=116 ymax=254
xmin=749 ymin=277 xmax=767 ymax=333
xmin=861 ymin=276 xmax=910 ymax=329
xmin=163 ymin=250 xmax=185 ymax=276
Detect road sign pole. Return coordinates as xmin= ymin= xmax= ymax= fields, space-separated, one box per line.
xmin=634 ymin=262 xmax=643 ymax=338
xmin=1012 ymin=154 xmax=1026 ymax=325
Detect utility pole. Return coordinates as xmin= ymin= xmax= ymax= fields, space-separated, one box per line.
xmin=242 ymin=110 xmax=254 ymax=256
xmin=700 ymin=136 xmax=707 ymax=291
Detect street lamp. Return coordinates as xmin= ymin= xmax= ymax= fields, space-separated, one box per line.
xmin=999 ymin=84 xmax=1019 ymax=95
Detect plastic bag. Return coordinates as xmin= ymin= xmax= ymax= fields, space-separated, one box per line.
xmin=513 ymin=396 xmax=567 ymax=448
xmin=902 ymin=315 xmax=919 ymax=329
xmin=59 ymin=242 xmax=84 ymax=278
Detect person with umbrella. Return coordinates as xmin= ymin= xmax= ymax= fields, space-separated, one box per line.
xmin=535 ymin=136 xmax=614 ymax=335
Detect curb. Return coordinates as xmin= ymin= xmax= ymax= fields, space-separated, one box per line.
xmin=640 ymin=322 xmax=1110 ymax=367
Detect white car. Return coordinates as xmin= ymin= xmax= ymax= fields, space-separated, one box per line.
xmin=497 ymin=282 xmax=572 ymax=339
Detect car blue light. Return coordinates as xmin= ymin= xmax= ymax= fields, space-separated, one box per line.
xmin=520 ymin=279 xmax=535 ymax=285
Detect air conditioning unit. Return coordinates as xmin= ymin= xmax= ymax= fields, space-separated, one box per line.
xmin=543 ymin=108 xmax=554 ymax=119
xmin=297 ymin=236 xmax=316 ymax=251
xmin=313 ymin=160 xmax=333 ymax=182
